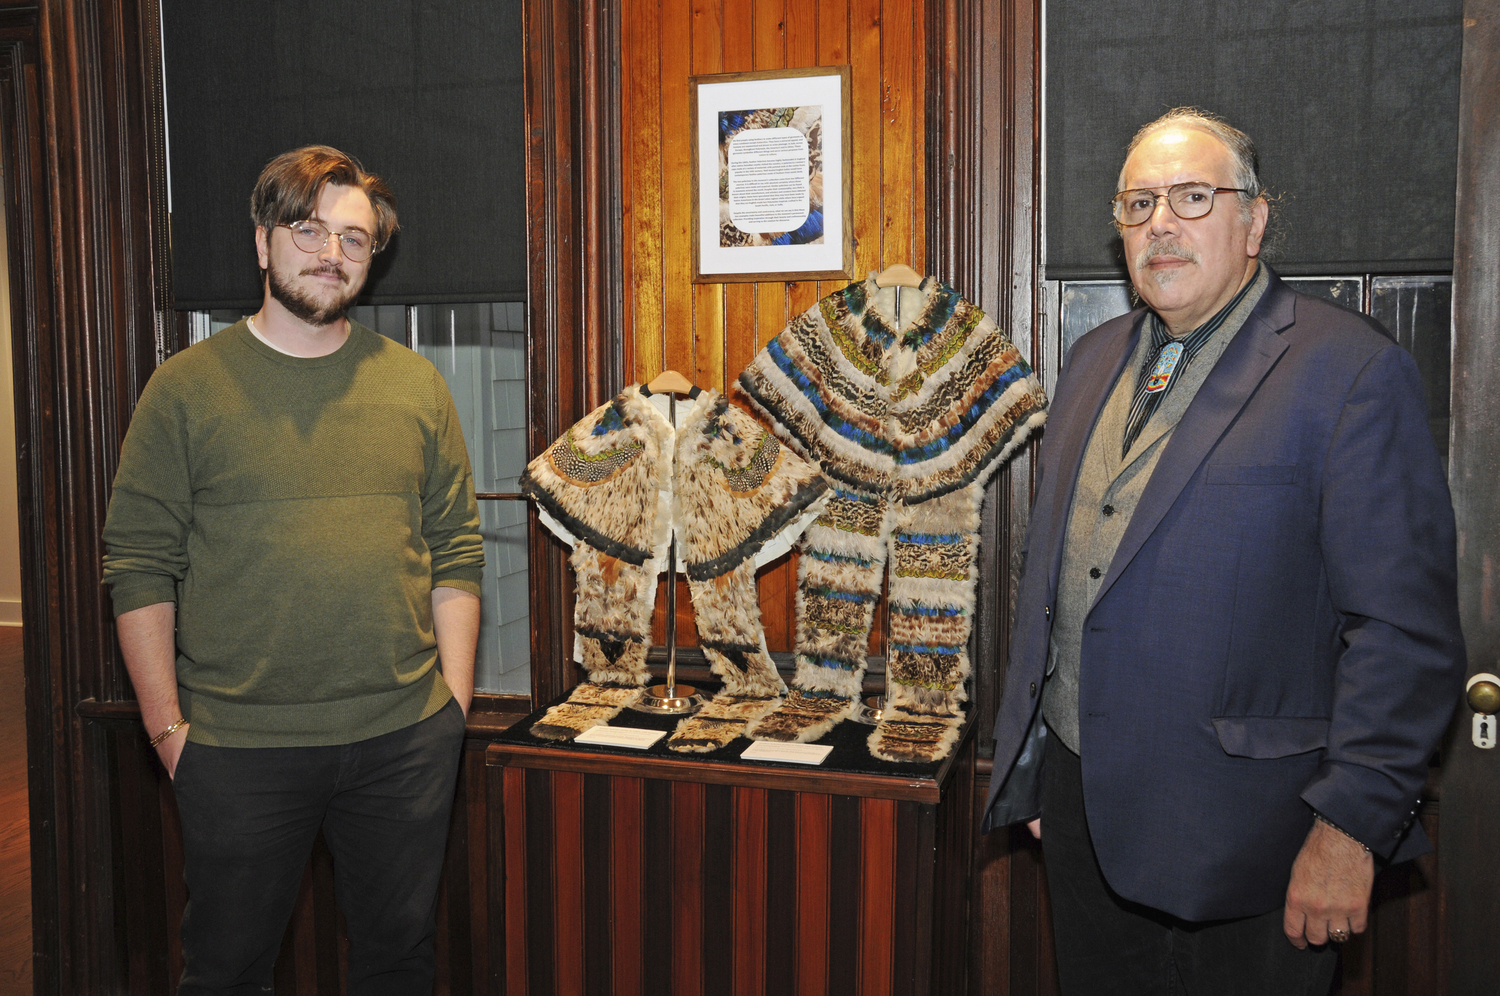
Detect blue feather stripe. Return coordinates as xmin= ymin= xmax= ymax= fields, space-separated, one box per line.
xmin=806 ymin=549 xmax=875 ymax=567
xmin=893 ymin=362 xmax=1030 ymax=467
xmin=894 ymin=532 xmax=965 ymax=545
xmin=890 ymin=643 xmax=964 ymax=655
xmin=764 ymin=337 xmax=895 ymax=456
xmin=807 ymin=586 xmax=878 ymax=604
xmin=892 ymin=604 xmax=965 ymax=617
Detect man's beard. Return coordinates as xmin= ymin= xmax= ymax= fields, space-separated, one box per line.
xmin=266 ymin=260 xmax=361 ymax=326
xmin=1135 ymin=238 xmax=1200 ymax=288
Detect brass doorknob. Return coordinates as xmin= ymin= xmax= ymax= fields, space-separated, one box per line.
xmin=1468 ymin=673 xmax=1500 ymax=715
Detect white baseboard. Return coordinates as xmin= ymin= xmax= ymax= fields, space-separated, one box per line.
xmin=0 ymin=599 xmax=20 ymax=626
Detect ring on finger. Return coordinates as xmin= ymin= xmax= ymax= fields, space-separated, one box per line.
xmin=1328 ymin=926 xmax=1350 ymax=943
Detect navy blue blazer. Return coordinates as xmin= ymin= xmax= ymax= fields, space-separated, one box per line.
xmin=980 ymin=270 xmax=1466 ymax=921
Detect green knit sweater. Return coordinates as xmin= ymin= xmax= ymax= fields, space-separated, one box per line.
xmin=102 ymin=320 xmax=484 ymax=747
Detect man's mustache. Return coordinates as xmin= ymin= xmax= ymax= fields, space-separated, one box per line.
xmin=1136 ymin=239 xmax=1200 ymax=271
xmin=300 ymin=264 xmax=349 ymax=283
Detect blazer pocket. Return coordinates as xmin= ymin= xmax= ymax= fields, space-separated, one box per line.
xmin=1203 ymin=464 xmax=1299 ymax=485
xmin=1213 ymin=716 xmax=1330 ymax=758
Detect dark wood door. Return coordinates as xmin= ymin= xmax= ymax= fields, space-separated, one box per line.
xmin=1442 ymin=4 xmax=1500 ymax=994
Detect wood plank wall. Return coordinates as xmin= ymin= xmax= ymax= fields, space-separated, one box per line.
xmin=618 ymin=0 xmax=928 ymax=654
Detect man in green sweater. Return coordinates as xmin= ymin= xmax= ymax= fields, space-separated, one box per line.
xmin=101 ymin=146 xmax=484 ymax=995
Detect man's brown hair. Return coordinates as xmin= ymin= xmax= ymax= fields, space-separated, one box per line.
xmin=250 ymin=145 xmax=398 ymax=250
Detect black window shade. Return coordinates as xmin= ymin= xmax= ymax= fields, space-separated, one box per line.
xmin=1045 ymin=0 xmax=1463 ymax=279
xmin=163 ymin=0 xmax=526 ymax=309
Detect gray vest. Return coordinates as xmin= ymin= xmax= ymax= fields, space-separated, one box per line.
xmin=1042 ymin=266 xmax=1269 ymax=753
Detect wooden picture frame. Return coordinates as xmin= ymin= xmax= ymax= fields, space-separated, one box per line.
xmin=690 ymin=65 xmax=853 ymax=284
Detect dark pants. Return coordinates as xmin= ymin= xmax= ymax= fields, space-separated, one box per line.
xmin=172 ymin=699 xmax=467 ymax=996
xmin=1040 ymin=731 xmax=1338 ymax=996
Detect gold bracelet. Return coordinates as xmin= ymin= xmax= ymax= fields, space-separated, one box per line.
xmin=148 ymin=717 xmax=187 ymax=748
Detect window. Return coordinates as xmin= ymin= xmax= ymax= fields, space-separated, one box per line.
xmin=1043 ymin=274 xmax=1453 ymax=463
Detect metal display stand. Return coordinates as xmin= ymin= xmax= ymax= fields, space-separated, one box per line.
xmin=633 ymin=373 xmax=704 ymax=716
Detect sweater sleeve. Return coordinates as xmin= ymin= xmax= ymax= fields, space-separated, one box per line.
xmin=101 ymin=393 xmax=194 ymax=617
xmin=422 ymin=370 xmax=485 ymax=595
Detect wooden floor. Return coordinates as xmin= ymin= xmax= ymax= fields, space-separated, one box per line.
xmin=0 ymin=627 xmax=28 ymax=993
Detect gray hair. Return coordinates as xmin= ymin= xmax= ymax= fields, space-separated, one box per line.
xmin=1118 ymin=108 xmax=1263 ymax=220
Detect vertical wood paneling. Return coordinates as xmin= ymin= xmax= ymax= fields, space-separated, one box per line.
xmin=880 ymin=0 xmax=917 ymax=270
xmin=691 ymin=0 xmax=726 ymax=390
xmin=720 ymin=0 xmax=760 ymax=389
xmin=621 ymin=0 xmax=928 ymax=655
xmin=968 ymin=825 xmax=1012 ymax=995
xmin=795 ymin=792 xmax=832 ymax=996
xmin=611 ymin=776 xmax=645 ymax=996
xmin=828 ymin=795 xmax=863 ymax=993
xmin=623 ymin=0 xmax=664 ymax=382
xmin=660 ymin=0 xmax=697 ymax=379
xmin=815 ymin=0 xmax=852 ymax=359
xmin=552 ymin=772 xmax=586 ymax=995
xmin=503 ymin=766 xmax=530 ymax=996
xmin=784 ymin=0 xmax=821 ymax=326
xmin=731 ymin=786 xmax=768 ymax=996
xmin=751 ymin=0 xmax=789 ymax=357
xmin=701 ymin=785 xmax=737 ymax=991
xmin=890 ymin=802 xmax=921 ymax=996
xmin=848 ymin=0 xmax=884 ymax=277
xmin=643 ymin=778 xmax=677 ymax=996
xmin=487 ymin=745 xmax=987 ymax=996
xmin=765 ymin=790 xmax=799 ymax=996
xmin=672 ymin=780 xmax=706 ymax=996
xmin=894 ymin=0 xmax=918 ymax=268
xmin=528 ymin=771 xmax=559 ymax=995
xmin=858 ymin=797 xmax=897 ymax=996
xmin=756 ymin=553 xmax=796 ymax=654
xmin=463 ymin=746 xmax=490 ymax=994
xmin=582 ymin=774 xmax=614 ymax=996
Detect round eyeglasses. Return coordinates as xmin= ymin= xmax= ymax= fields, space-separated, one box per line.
xmin=279 ymin=220 xmax=376 ymax=262
xmin=1111 ymin=182 xmax=1248 ymax=226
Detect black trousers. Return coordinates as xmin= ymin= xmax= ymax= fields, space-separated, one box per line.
xmin=1040 ymin=731 xmax=1338 ymax=996
xmin=172 ymin=698 xmax=467 ymax=996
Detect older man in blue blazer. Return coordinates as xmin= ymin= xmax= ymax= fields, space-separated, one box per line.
xmin=981 ymin=108 xmax=1465 ymax=994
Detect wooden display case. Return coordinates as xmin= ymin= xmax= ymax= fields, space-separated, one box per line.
xmin=486 ymin=710 xmax=976 ymax=996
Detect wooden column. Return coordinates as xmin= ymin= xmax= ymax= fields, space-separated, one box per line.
xmin=924 ymin=1 xmax=1057 ymax=991
xmin=524 ymin=0 xmax=626 ymax=708
xmin=2 ymin=0 xmax=171 ymax=990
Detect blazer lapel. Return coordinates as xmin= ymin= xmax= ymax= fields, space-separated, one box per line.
xmin=1042 ymin=313 xmax=1145 ymax=595
xmin=1091 ymin=277 xmax=1297 ymax=609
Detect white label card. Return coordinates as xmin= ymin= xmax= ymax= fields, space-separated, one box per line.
xmin=741 ymin=741 xmax=833 ymax=765
xmin=574 ymin=726 xmax=666 ymax=749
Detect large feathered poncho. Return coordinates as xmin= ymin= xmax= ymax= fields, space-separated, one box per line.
xmin=738 ymin=273 xmax=1048 ymax=762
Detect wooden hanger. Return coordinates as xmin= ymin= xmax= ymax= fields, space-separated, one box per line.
xmin=873 ymin=263 xmax=924 ymax=288
xmin=646 ymin=369 xmax=696 ymax=395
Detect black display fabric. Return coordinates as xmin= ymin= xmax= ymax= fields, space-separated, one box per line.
xmin=1045 ymin=1 xmax=1462 ymax=279
xmin=163 ymin=1 xmax=526 ymax=309
xmin=496 ymin=684 xmax=963 ymax=780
